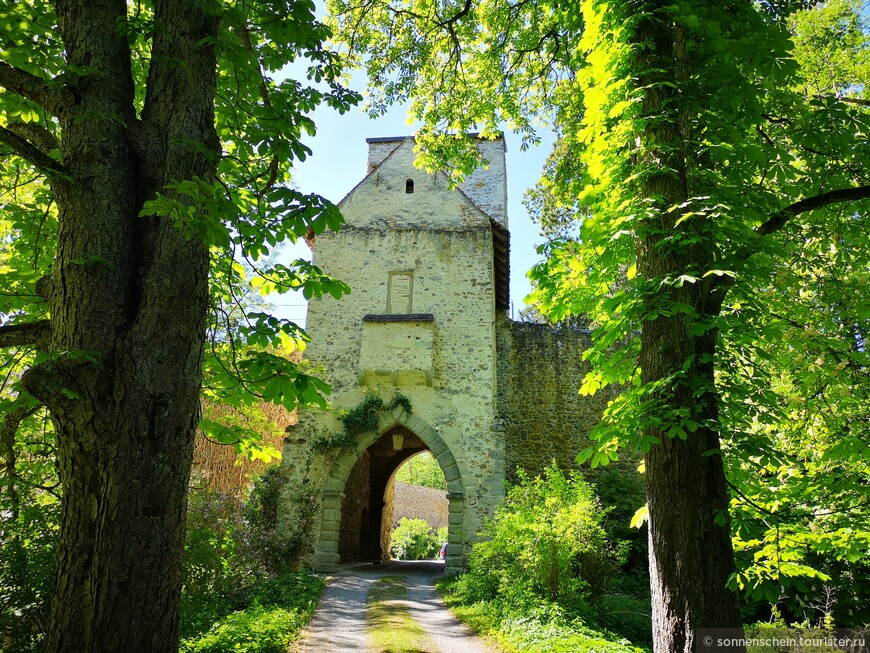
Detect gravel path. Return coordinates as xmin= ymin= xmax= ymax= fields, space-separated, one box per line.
xmin=295 ymin=569 xmax=376 ymax=653
xmin=295 ymin=561 xmax=498 ymax=653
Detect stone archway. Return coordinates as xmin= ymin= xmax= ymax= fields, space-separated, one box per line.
xmin=314 ymin=406 xmax=465 ymax=573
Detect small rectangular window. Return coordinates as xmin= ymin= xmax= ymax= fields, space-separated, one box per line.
xmin=387 ymin=272 xmax=413 ymax=314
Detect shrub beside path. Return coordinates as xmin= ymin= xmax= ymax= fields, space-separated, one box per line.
xmin=294 ymin=561 xmax=498 ymax=653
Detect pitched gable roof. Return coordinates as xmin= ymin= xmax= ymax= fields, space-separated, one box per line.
xmin=318 ymin=135 xmax=510 ymax=312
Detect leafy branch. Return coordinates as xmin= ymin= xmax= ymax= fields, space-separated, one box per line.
xmin=0 ymin=321 xmax=51 ymax=348
xmin=757 ymin=184 xmax=870 ymax=236
xmin=0 ymin=61 xmax=70 ymax=115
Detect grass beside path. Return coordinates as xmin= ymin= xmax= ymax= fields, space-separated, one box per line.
xmin=180 ymin=571 xmax=323 ymax=653
xmin=436 ymin=575 xmax=649 ymax=653
xmin=367 ymin=576 xmax=438 ymax=653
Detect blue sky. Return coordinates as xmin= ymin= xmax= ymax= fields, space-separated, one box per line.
xmin=275 ymin=94 xmax=557 ymax=327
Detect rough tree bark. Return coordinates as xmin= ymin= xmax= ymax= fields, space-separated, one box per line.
xmin=633 ymin=5 xmax=744 ymax=652
xmin=14 ymin=0 xmax=220 ymax=650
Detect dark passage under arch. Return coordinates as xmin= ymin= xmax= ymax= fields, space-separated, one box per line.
xmin=338 ymin=426 xmax=429 ymax=562
xmin=315 ymin=409 xmax=465 ymax=572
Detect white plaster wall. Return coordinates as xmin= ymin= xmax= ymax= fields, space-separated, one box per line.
xmin=361 ymin=136 xmax=507 ymax=227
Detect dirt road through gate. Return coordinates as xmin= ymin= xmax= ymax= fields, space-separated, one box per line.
xmin=295 ymin=561 xmax=497 ymax=653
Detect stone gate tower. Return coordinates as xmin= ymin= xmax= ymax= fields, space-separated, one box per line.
xmin=280 ymin=134 xmax=509 ymax=572
xmin=278 ymin=135 xmax=615 ymax=572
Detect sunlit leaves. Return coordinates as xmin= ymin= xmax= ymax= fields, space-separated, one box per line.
xmin=1 ymin=0 xmax=363 ymax=471
xmin=328 ymin=0 xmax=580 ymax=171
xmin=198 ymin=417 xmax=282 ymax=462
xmin=0 ymin=0 xmax=62 ymax=81
xmin=789 ymin=0 xmax=870 ymax=100
xmin=249 ymin=260 xmax=351 ymax=300
xmin=202 ymin=343 xmax=330 ymax=414
xmin=718 ymin=218 xmax=870 ymax=598
xmin=470 ymin=463 xmax=625 ymax=603
xmin=630 ymin=505 xmax=649 ymax=529
xmin=0 ymin=162 xmax=54 ymax=321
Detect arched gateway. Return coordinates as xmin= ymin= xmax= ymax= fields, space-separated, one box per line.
xmin=316 ymin=407 xmax=466 ymax=572
xmin=277 ymin=135 xmax=616 ymax=572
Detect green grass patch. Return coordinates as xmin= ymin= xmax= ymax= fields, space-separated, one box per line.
xmin=180 ymin=571 xmax=323 ymax=653
xmin=367 ymin=576 xmax=436 ymax=653
xmin=437 ymin=575 xmax=649 ymax=653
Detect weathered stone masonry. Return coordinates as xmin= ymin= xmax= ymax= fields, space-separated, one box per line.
xmin=497 ymin=321 xmax=621 ymax=481
xmin=278 ymin=135 xmax=614 ymax=572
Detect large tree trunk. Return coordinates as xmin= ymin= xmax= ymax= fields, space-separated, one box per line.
xmin=633 ymin=4 xmax=744 ymax=652
xmin=641 ymin=296 xmax=743 ymax=652
xmin=20 ymin=0 xmax=220 ymax=650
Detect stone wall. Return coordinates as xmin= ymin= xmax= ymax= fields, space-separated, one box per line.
xmin=497 ymin=319 xmax=619 ymax=481
xmin=390 ymin=481 xmax=449 ymax=530
xmin=338 ymin=451 xmax=371 ymax=561
xmin=457 ymin=138 xmax=507 ymax=227
xmin=276 ymin=134 xmax=628 ymax=575
xmin=364 ymin=135 xmax=507 ymax=227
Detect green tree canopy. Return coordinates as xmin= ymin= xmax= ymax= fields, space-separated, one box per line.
xmin=394 ymin=451 xmax=447 ymax=490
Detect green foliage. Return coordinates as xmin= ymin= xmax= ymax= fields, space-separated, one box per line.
xmin=0 ymin=174 xmax=58 ymax=653
xmin=440 ymin=465 xmax=651 ymax=647
xmin=180 ymin=490 xmax=259 ymax=637
xmin=0 ymin=492 xmax=59 ymax=653
xmin=0 ymin=405 xmax=58 ymax=653
xmin=592 ymin=589 xmax=653 ymax=648
xmin=328 ymin=0 xmax=579 ymax=174
xmin=394 ymin=451 xmax=447 ymax=490
xmin=242 ymin=465 xmax=316 ymax=572
xmin=313 ymin=391 xmax=412 ymax=452
xmin=182 ymin=606 xmax=304 ymax=653
xmin=342 ymin=391 xmax=412 ymax=436
xmin=523 ymin=133 xmax=588 ymax=240
xmin=788 ymin=0 xmax=870 ymax=99
xmin=499 ymin=612 xmax=648 ymax=653
xmin=180 ymin=570 xmax=322 ymax=653
xmin=0 ymin=161 xmax=56 ymax=324
xmin=246 ymin=572 xmax=322 ymax=608
xmin=465 ymin=464 xmax=625 ymax=607
xmin=180 ymin=481 xmax=322 ymax=642
xmin=439 ymin=577 xmax=647 ymax=653
xmin=198 ymin=398 xmax=286 ymax=464
xmin=341 ymin=392 xmax=389 ymax=436
xmin=738 ymin=621 xmax=855 ymax=653
xmin=389 ymin=518 xmax=445 ymax=560
xmin=243 ymin=466 xmax=283 ymax=559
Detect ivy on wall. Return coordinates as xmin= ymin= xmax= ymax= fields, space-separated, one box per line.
xmin=312 ymin=391 xmax=412 ymax=453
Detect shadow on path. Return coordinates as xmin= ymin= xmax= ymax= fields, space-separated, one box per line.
xmin=295 ymin=561 xmax=497 ymax=653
